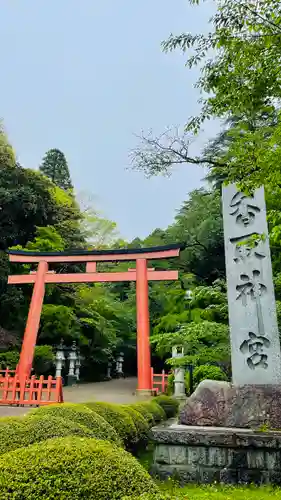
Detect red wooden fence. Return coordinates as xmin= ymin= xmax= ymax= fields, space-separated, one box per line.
xmin=0 ymin=372 xmax=63 ymax=406
xmin=151 ymin=367 xmax=168 ymax=394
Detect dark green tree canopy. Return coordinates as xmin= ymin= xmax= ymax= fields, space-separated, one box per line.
xmin=39 ymin=149 xmax=73 ymax=190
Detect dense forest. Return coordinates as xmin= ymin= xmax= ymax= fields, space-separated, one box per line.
xmin=1 ymin=0 xmax=281 ymax=387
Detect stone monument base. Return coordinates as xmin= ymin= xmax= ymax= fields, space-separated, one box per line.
xmin=179 ymin=380 xmax=281 ymax=429
xmin=151 ymin=424 xmax=281 ymax=485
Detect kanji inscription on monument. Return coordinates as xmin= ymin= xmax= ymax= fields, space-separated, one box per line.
xmin=222 ymin=184 xmax=281 ymax=385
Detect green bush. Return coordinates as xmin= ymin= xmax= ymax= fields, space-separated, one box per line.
xmin=120 ymin=405 xmax=150 ymax=447
xmin=28 ymin=403 xmax=121 ymax=445
xmin=0 ymin=415 xmax=93 ymax=454
xmin=0 ymin=417 xmax=24 ymax=454
xmin=33 ymin=345 xmax=54 ymax=376
xmin=85 ymin=401 xmax=137 ymax=449
xmin=130 ymin=403 xmax=155 ymax=424
xmin=193 ymin=365 xmax=228 ymax=388
xmin=0 ymin=437 xmax=159 ymax=499
xmin=130 ymin=401 xmax=166 ymax=424
xmin=139 ymin=401 xmax=166 ymax=424
xmin=152 ymin=395 xmax=179 ymax=418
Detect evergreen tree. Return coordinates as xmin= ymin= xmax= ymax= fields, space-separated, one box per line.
xmin=39 ymin=148 xmax=73 ymax=190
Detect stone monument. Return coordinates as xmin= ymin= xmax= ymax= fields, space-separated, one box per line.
xmin=180 ymin=184 xmax=281 ymax=428
xmin=223 ymin=184 xmax=281 ymax=385
xmin=151 ymin=185 xmax=281 ymax=485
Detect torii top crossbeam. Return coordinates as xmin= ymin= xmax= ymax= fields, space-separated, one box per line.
xmin=7 ymin=243 xmax=182 ymax=394
xmin=8 ymin=244 xmax=181 ymax=284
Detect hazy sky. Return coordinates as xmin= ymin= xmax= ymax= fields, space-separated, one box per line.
xmin=1 ymin=0 xmax=217 ymax=241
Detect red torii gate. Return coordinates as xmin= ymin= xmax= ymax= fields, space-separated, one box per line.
xmin=6 ymin=244 xmax=181 ymax=399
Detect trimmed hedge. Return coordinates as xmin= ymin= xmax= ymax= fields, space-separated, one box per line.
xmin=28 ymin=403 xmax=121 ymax=445
xmin=0 ymin=417 xmax=25 ymax=454
xmin=152 ymin=395 xmax=180 ymax=419
xmin=130 ymin=403 xmax=155 ymax=424
xmin=120 ymin=405 xmax=150 ymax=446
xmin=0 ymin=437 xmax=159 ymax=499
xmin=0 ymin=415 xmax=93 ymax=454
xmin=85 ymin=401 xmax=137 ymax=449
xmin=139 ymin=401 xmax=166 ymax=424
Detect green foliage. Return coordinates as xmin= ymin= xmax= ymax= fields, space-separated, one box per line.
xmin=152 ymin=395 xmax=179 ymax=418
xmin=120 ymin=405 xmax=150 ymax=447
xmin=0 ymin=415 xmax=92 ymax=454
xmin=193 ymin=365 xmax=228 ymax=388
xmin=28 ymin=403 xmax=121 ymax=445
xmin=137 ymin=402 xmax=166 ymax=424
xmin=152 ymin=321 xmax=230 ymax=368
xmin=0 ymin=125 xmax=16 ymax=168
xmin=0 ymin=436 xmax=158 ymax=499
xmin=0 ymin=165 xmax=58 ymax=251
xmin=0 ymin=345 xmax=54 ymax=374
xmin=40 ymin=304 xmax=79 ymax=344
xmin=84 ymin=401 xmax=137 ymax=449
xmin=130 ymin=403 xmax=156 ymax=425
xmin=12 ymin=225 xmax=65 ymax=253
xmin=0 ymin=350 xmax=19 ymax=369
xmin=33 ymin=345 xmax=54 ymax=375
xmin=40 ymin=148 xmax=73 ymax=190
xmin=167 ymin=372 xmax=175 ymax=396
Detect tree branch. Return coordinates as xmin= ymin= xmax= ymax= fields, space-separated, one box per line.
xmin=129 ymin=128 xmax=226 ymax=177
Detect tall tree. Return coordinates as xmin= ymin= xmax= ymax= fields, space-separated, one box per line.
xmin=39 ymin=149 xmax=73 ymax=190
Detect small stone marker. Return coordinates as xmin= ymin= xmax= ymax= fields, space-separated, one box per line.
xmin=222 ymin=184 xmax=281 ymax=385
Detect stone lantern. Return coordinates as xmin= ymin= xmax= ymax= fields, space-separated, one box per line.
xmin=55 ymin=340 xmax=65 ymax=379
xmin=116 ymin=352 xmax=124 ymax=378
xmin=107 ymin=361 xmax=112 ymax=380
xmin=172 ymin=345 xmax=186 ymax=400
xmin=75 ymin=353 xmax=81 ymax=382
xmin=67 ymin=341 xmax=78 ymax=386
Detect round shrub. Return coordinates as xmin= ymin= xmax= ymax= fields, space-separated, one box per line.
xmin=152 ymin=395 xmax=180 ymax=419
xmin=0 ymin=437 xmax=159 ymax=499
xmin=139 ymin=401 xmax=166 ymax=424
xmin=0 ymin=415 xmax=93 ymax=454
xmin=130 ymin=403 xmax=155 ymax=425
xmin=85 ymin=401 xmax=137 ymax=449
xmin=0 ymin=417 xmax=25 ymax=454
xmin=120 ymin=405 xmax=150 ymax=446
xmin=28 ymin=403 xmax=121 ymax=445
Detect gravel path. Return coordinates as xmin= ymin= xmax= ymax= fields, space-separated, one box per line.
xmin=0 ymin=377 xmax=139 ymax=417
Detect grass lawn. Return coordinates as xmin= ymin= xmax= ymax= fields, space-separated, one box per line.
xmin=160 ymin=482 xmax=281 ymax=499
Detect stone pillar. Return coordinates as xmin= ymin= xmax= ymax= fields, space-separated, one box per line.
xmin=55 ymin=344 xmax=65 ymax=379
xmin=67 ymin=342 xmax=78 ymax=386
xmin=222 ymin=184 xmax=281 ymax=385
xmin=172 ymin=346 xmax=186 ymax=399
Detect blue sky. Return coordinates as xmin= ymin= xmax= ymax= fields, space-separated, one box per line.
xmin=1 ymin=0 xmax=217 ymax=241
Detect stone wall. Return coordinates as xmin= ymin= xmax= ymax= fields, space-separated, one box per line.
xmin=151 ymin=424 xmax=281 ymax=485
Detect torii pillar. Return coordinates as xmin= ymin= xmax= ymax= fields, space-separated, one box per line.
xmin=136 ymin=258 xmax=151 ymax=394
